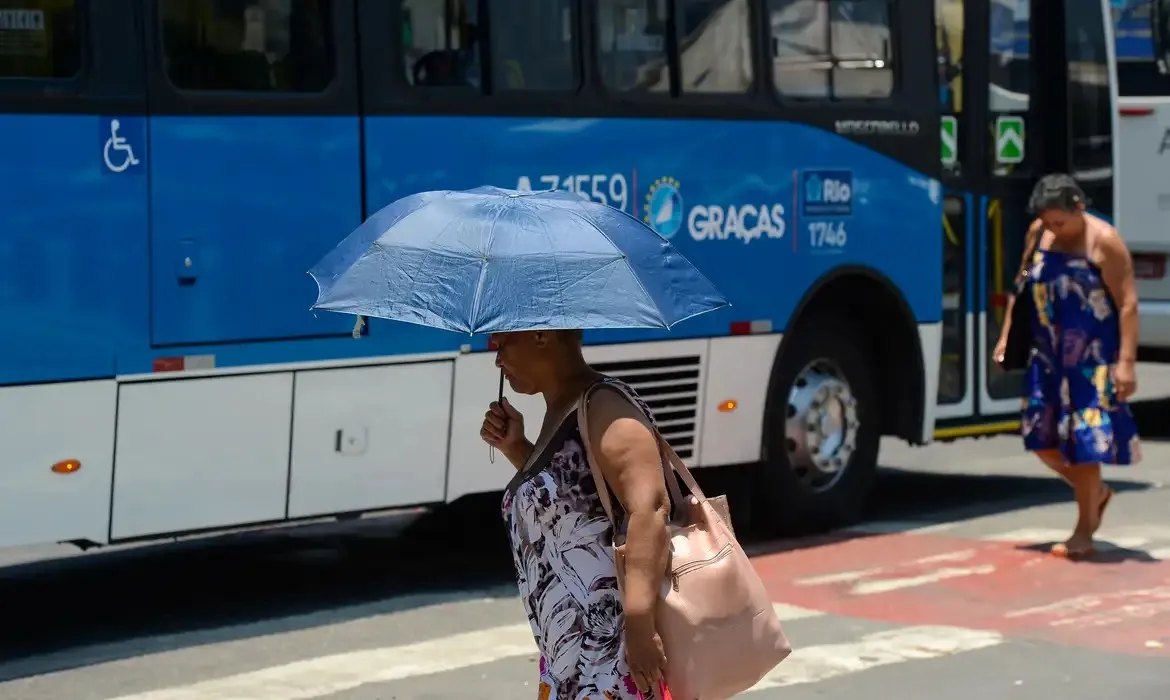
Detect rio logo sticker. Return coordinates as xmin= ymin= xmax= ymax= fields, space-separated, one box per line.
xmin=644 ymin=177 xmax=683 ymax=239
xmin=802 ymin=170 xmax=853 ymax=217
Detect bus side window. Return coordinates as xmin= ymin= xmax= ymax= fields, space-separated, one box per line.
xmin=676 ymin=0 xmax=754 ymax=94
xmin=486 ymin=0 xmax=579 ymax=91
xmin=401 ymin=0 xmax=482 ymax=89
xmin=768 ymin=0 xmax=895 ymax=100
xmin=159 ymin=0 xmax=334 ymax=93
xmin=0 ymin=0 xmax=81 ymax=79
xmin=596 ymin=0 xmax=671 ymax=93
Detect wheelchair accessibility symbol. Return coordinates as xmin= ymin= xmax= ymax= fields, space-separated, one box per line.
xmin=101 ymin=117 xmax=141 ymax=173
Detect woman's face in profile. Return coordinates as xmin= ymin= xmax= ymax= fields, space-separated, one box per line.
xmin=491 ymin=331 xmax=550 ymax=395
xmin=1039 ymin=206 xmax=1086 ymax=240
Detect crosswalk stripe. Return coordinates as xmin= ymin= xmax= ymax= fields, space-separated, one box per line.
xmin=747 ymin=625 xmax=1004 ymax=691
xmin=105 ymin=623 xmax=538 ymax=700
xmin=102 ymin=602 xmax=998 ymax=700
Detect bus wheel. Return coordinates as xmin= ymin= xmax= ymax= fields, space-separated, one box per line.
xmin=753 ymin=314 xmax=880 ymax=537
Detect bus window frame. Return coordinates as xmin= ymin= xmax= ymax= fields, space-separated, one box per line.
xmin=362 ymin=0 xmax=938 ymax=175
xmin=765 ymin=0 xmax=903 ymax=107
xmin=0 ymin=0 xmax=143 ymax=117
xmin=485 ymin=0 xmax=585 ymax=95
xmin=587 ymin=0 xmax=768 ymax=111
xmin=144 ymin=0 xmax=358 ymax=117
xmin=0 ymin=0 xmax=89 ymax=94
xmin=370 ymin=0 xmax=589 ymax=115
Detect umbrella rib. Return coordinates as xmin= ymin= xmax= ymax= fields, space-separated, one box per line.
xmin=467 ymin=200 xmax=509 ymax=333
xmin=557 ymin=206 xmax=670 ymax=326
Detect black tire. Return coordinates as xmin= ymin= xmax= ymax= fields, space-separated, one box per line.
xmin=752 ymin=313 xmax=881 ymax=537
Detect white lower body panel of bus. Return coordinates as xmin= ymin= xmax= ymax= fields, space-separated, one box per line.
xmin=0 ymin=325 xmax=940 ymax=550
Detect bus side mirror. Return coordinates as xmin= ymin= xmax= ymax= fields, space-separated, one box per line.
xmin=1154 ymin=0 xmax=1170 ymax=74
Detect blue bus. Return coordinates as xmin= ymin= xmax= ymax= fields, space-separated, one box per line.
xmin=0 ymin=0 xmax=1123 ymax=550
xmin=1112 ymin=0 xmax=1170 ymax=357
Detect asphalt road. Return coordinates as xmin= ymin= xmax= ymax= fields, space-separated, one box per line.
xmin=1 ymin=366 xmax=1169 ymax=699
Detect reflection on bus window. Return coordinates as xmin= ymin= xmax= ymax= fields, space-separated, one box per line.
xmin=1114 ymin=0 xmax=1169 ymax=96
xmin=402 ymin=0 xmax=481 ymax=89
xmin=0 ymin=0 xmax=80 ymax=79
xmin=597 ymin=0 xmax=670 ymax=93
xmin=936 ymin=0 xmax=963 ymax=112
xmin=161 ymin=0 xmax=334 ymax=93
xmin=988 ymin=0 xmax=1028 ymax=112
xmin=488 ymin=0 xmax=577 ymax=91
xmin=1066 ymin=0 xmax=1114 ymax=214
xmin=768 ymin=0 xmax=894 ymax=100
xmin=676 ymin=0 xmax=753 ymax=93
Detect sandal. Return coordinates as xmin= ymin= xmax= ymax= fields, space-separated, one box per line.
xmin=1051 ymin=541 xmax=1097 ymax=560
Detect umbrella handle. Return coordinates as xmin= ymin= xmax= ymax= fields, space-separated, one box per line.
xmin=489 ymin=369 xmax=504 ymax=464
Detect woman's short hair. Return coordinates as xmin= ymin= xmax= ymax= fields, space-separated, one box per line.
xmin=1028 ymin=173 xmax=1087 ymax=214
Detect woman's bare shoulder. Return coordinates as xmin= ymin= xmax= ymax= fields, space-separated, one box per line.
xmin=1087 ymin=215 xmax=1128 ymax=264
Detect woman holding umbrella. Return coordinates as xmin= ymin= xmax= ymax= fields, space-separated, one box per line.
xmin=482 ymin=329 xmax=672 ymax=699
xmin=309 ymin=186 xmax=736 ymax=699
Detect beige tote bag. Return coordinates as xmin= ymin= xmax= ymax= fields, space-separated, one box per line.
xmin=577 ymin=382 xmax=791 ymax=700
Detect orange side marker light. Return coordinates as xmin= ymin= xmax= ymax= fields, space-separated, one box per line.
xmin=51 ymin=459 xmax=81 ymax=474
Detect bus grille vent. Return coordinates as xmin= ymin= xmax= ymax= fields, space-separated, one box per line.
xmin=591 ymin=355 xmax=701 ymax=461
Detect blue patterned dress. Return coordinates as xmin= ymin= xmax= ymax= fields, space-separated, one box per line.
xmin=1021 ymin=249 xmax=1141 ymax=464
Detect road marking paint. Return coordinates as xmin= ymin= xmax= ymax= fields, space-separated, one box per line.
xmin=746 ymin=625 xmax=1004 ymax=691
xmin=795 ymin=568 xmax=884 ymax=586
xmin=1148 ymin=547 xmax=1170 ymax=560
xmin=104 ymin=603 xmax=827 ymax=700
xmin=772 ymin=602 xmax=826 ymax=620
xmin=851 ymin=564 xmax=996 ymax=595
xmin=1005 ymin=587 xmax=1170 ymax=629
xmin=105 ymin=623 xmax=539 ymax=700
xmin=978 ymin=528 xmax=1069 ymax=543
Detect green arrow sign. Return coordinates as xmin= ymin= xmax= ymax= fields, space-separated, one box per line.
xmin=941 ymin=116 xmax=958 ymax=165
xmin=995 ymin=115 xmax=1025 ymax=164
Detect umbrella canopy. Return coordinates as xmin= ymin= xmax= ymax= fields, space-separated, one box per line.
xmin=309 ymin=186 xmax=728 ymax=334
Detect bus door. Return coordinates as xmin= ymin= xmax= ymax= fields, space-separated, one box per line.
xmin=142 ymin=0 xmax=363 ymax=347
xmin=936 ymin=0 xmax=1117 ymax=425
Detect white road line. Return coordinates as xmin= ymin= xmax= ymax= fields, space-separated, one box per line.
xmin=105 ymin=623 xmax=539 ymax=700
xmin=1148 ymin=547 xmax=1170 ymax=560
xmin=851 ymin=564 xmax=997 ymax=596
xmin=771 ymin=602 xmax=827 ymax=620
xmin=746 ymin=625 xmax=1004 ymax=691
xmin=979 ymin=528 xmax=1070 ymax=543
xmin=104 ymin=603 xmax=825 ymax=700
xmin=795 ymin=568 xmax=884 ymax=586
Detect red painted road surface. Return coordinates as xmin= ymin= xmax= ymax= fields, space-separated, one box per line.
xmin=751 ymin=530 xmax=1170 ymax=657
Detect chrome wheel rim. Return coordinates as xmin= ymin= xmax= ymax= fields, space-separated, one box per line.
xmin=784 ymin=359 xmax=860 ymax=493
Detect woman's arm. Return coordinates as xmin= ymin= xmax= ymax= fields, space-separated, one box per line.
xmin=996 ymin=220 xmax=1044 ymax=354
xmin=1098 ymin=231 xmax=1139 ymax=364
xmin=585 ymin=388 xmax=671 ymax=623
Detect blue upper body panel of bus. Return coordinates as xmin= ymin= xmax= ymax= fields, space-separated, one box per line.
xmin=0 ymin=114 xmax=941 ymax=385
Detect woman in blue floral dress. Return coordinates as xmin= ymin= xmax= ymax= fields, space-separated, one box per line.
xmin=994 ymin=174 xmax=1141 ymax=559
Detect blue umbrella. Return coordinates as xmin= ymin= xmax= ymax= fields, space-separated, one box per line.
xmin=309 ymin=186 xmax=729 ymax=461
xmin=308 ymin=186 xmax=728 ymax=334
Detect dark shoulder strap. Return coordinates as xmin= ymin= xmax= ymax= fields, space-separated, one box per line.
xmin=1014 ymin=219 xmax=1044 ymax=286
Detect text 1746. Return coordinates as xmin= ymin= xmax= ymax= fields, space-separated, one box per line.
xmin=808 ymin=221 xmax=847 ymax=249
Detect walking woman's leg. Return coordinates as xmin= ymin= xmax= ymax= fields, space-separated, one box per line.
xmin=1033 ymin=450 xmax=1107 ymax=554
xmin=1033 ymin=448 xmax=1075 ymax=485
